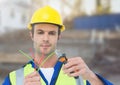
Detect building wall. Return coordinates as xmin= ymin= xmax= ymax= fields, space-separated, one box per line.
xmin=74 ymin=14 xmax=120 ymax=30
xmin=110 ymin=0 xmax=120 ymax=13
xmin=81 ymin=0 xmax=97 ymax=15
xmin=81 ymin=0 xmax=120 ymax=15
xmin=0 ymin=0 xmax=31 ymax=33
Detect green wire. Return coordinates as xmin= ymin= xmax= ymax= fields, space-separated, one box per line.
xmin=19 ymin=50 xmax=39 ymax=71
xmin=19 ymin=50 xmax=33 ymax=60
xmin=40 ymin=51 xmax=55 ymax=67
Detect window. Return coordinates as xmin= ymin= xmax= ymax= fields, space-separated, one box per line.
xmin=10 ymin=8 xmax=15 ymax=18
xmin=21 ymin=14 xmax=26 ymax=24
xmin=97 ymin=0 xmax=110 ymax=14
xmin=0 ymin=11 xmax=2 ymax=25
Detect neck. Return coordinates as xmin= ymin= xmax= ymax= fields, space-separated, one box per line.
xmin=34 ymin=52 xmax=58 ymax=68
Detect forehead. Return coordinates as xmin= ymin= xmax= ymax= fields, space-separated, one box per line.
xmin=34 ymin=23 xmax=59 ymax=31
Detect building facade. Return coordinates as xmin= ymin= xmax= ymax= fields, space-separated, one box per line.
xmin=0 ymin=0 xmax=32 ymax=33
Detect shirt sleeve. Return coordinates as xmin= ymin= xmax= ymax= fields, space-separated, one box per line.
xmin=86 ymin=74 xmax=113 ymax=85
xmin=2 ymin=75 xmax=11 ymax=85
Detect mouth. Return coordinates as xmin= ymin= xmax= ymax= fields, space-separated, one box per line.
xmin=41 ymin=44 xmax=51 ymax=48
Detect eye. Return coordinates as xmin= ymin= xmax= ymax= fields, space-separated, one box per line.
xmin=49 ymin=31 xmax=56 ymax=35
xmin=37 ymin=31 xmax=44 ymax=34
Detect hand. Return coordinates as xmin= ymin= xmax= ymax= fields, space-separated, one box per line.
xmin=24 ymin=71 xmax=41 ymax=85
xmin=62 ymin=57 xmax=91 ymax=79
xmin=62 ymin=57 xmax=103 ymax=85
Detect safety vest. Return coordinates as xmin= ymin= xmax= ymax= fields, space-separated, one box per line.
xmin=9 ymin=61 xmax=87 ymax=85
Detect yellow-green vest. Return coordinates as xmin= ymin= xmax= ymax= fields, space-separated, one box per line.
xmin=9 ymin=63 xmax=86 ymax=85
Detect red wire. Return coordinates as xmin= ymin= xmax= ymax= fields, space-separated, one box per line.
xmin=30 ymin=48 xmax=45 ymax=68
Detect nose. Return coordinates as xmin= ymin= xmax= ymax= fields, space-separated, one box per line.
xmin=43 ymin=33 xmax=49 ymax=42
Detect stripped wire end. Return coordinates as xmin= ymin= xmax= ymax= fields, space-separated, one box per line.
xmin=58 ymin=53 xmax=67 ymax=64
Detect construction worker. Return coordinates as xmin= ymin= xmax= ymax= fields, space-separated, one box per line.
xmin=2 ymin=6 xmax=113 ymax=85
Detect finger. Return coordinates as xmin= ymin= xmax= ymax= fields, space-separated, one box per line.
xmin=25 ymin=76 xmax=40 ymax=82
xmin=63 ymin=65 xmax=82 ymax=74
xmin=26 ymin=71 xmax=39 ymax=78
xmin=69 ymin=70 xmax=81 ymax=77
xmin=24 ymin=81 xmax=41 ymax=85
xmin=68 ymin=57 xmax=82 ymax=60
xmin=29 ymin=82 xmax=41 ymax=85
xmin=63 ymin=57 xmax=83 ymax=69
xmin=69 ymin=68 xmax=86 ymax=77
xmin=24 ymin=76 xmax=41 ymax=85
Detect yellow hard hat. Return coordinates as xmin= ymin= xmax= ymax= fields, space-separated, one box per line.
xmin=28 ymin=6 xmax=65 ymax=32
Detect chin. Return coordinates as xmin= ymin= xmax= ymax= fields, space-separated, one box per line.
xmin=41 ymin=50 xmax=50 ymax=55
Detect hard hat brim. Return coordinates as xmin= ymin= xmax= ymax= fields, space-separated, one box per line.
xmin=28 ymin=22 xmax=65 ymax=32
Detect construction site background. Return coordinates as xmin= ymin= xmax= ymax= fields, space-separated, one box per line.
xmin=0 ymin=29 xmax=120 ymax=85
xmin=0 ymin=0 xmax=120 ymax=84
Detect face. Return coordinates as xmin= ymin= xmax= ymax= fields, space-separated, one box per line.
xmin=31 ymin=24 xmax=60 ymax=56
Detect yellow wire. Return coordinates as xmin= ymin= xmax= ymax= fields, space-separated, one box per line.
xmin=40 ymin=51 xmax=55 ymax=67
xmin=19 ymin=50 xmax=55 ymax=69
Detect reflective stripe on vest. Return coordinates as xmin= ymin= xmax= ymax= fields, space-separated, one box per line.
xmin=16 ymin=68 xmax=24 ymax=85
xmin=76 ymin=76 xmax=84 ymax=85
xmin=9 ymin=62 xmax=86 ymax=85
xmin=15 ymin=68 xmax=84 ymax=85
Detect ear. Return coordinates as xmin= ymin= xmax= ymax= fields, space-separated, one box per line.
xmin=29 ymin=31 xmax=34 ymax=41
xmin=58 ymin=34 xmax=61 ymax=40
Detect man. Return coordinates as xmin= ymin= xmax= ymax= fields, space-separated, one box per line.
xmin=3 ymin=6 xmax=113 ymax=85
